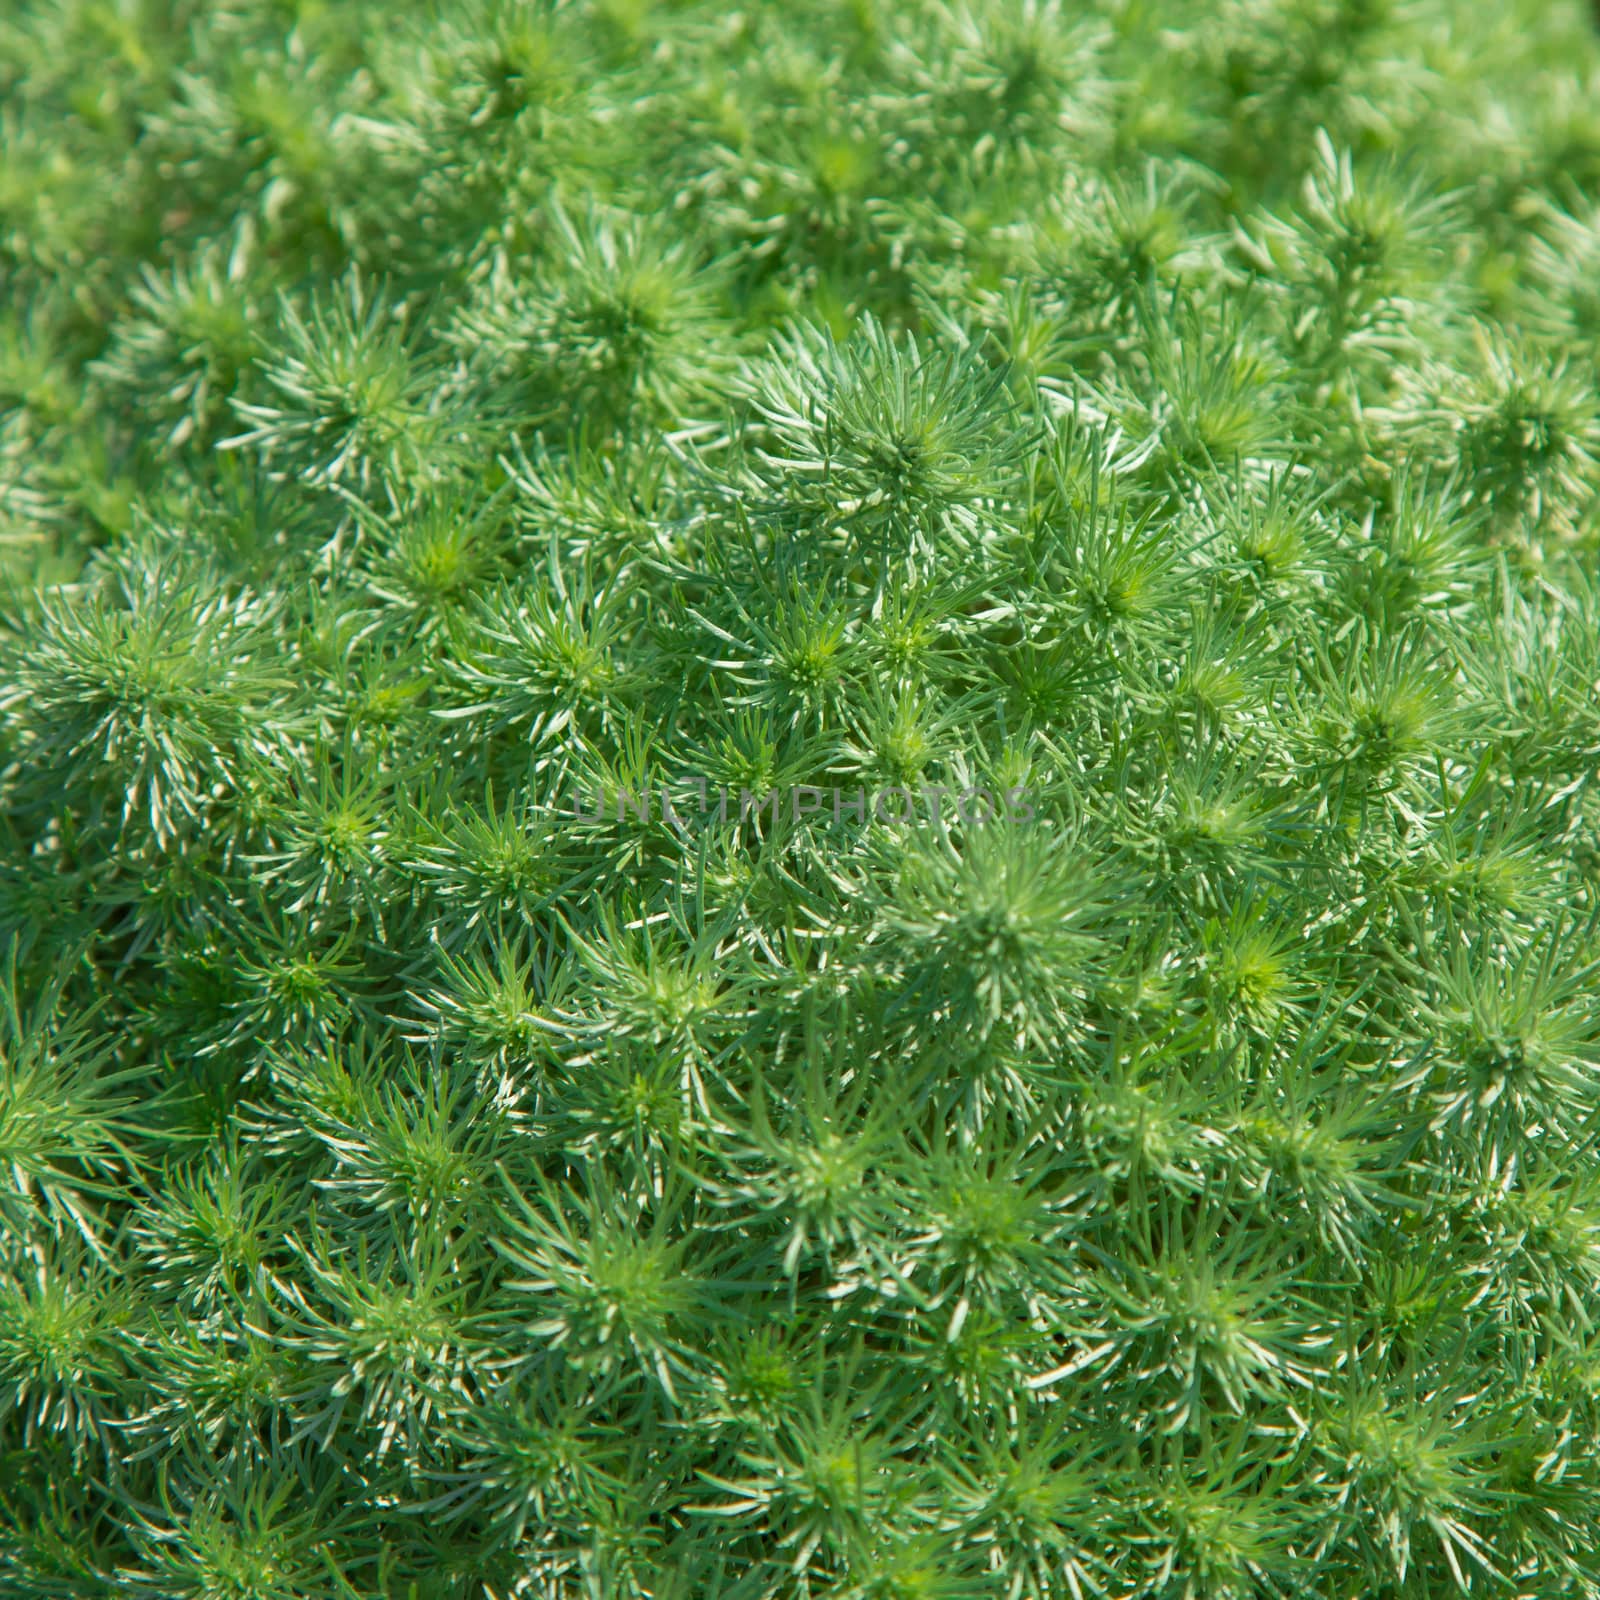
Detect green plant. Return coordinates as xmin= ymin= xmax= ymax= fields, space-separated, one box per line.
xmin=4 ymin=1 xmax=1600 ymax=1596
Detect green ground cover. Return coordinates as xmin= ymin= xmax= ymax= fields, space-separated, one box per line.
xmin=4 ymin=1 xmax=1600 ymax=1595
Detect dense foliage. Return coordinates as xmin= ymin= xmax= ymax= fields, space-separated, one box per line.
xmin=4 ymin=0 xmax=1600 ymax=1595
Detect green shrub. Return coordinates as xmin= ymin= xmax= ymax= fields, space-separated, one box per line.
xmin=4 ymin=1 xmax=1600 ymax=1595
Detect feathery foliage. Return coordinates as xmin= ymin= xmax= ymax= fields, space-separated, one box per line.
xmin=4 ymin=0 xmax=1600 ymax=1596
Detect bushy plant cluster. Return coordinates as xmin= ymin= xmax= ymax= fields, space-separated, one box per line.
xmin=5 ymin=0 xmax=1600 ymax=1595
